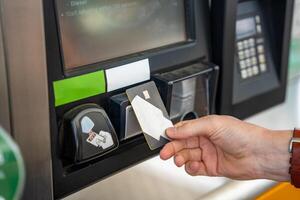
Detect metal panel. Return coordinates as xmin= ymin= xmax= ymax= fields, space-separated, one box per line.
xmin=0 ymin=0 xmax=53 ymax=199
xmin=0 ymin=3 xmax=10 ymax=134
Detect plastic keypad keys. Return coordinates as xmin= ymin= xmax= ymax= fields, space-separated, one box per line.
xmin=236 ymin=14 xmax=267 ymax=80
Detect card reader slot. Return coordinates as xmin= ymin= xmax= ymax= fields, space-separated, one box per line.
xmin=109 ymin=93 xmax=143 ymax=141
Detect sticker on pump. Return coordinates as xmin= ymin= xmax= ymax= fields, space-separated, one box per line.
xmin=86 ymin=131 xmax=114 ymax=150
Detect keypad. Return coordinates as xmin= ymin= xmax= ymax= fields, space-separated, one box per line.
xmin=236 ymin=15 xmax=267 ymax=80
xmin=257 ymin=45 xmax=264 ymax=53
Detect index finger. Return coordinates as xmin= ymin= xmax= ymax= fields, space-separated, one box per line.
xmin=160 ymin=136 xmax=199 ymax=160
xmin=166 ymin=116 xmax=217 ymax=140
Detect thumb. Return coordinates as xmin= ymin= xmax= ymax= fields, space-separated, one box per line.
xmin=166 ymin=116 xmax=216 ymax=140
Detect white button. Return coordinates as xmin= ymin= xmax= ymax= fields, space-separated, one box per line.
xmin=260 ymin=63 xmax=267 ymax=72
xmin=256 ymin=15 xmax=261 ymax=23
xmin=240 ymin=60 xmax=246 ymax=69
xmin=244 ymin=49 xmax=250 ymax=58
xmin=251 ymin=57 xmax=257 ymax=65
xmin=243 ymin=40 xmax=249 ymax=48
xmin=257 ymin=45 xmax=264 ymax=53
xmin=249 ymin=38 xmax=255 ymax=47
xmin=259 ymin=54 xmax=266 ymax=63
xmin=250 ymin=48 xmax=256 ymax=56
xmin=247 ymin=68 xmax=253 ymax=77
xmin=238 ymin=51 xmax=245 ymax=58
xmin=241 ymin=70 xmax=248 ymax=79
xmin=257 ymin=25 xmax=262 ymax=33
xmin=253 ymin=66 xmax=259 ymax=75
xmin=246 ymin=59 xmax=251 ymax=67
xmin=237 ymin=42 xmax=243 ymax=50
xmin=238 ymin=51 xmax=244 ymax=56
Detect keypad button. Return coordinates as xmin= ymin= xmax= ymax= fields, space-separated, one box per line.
xmin=253 ymin=66 xmax=259 ymax=75
xmin=238 ymin=51 xmax=245 ymax=60
xmin=249 ymin=38 xmax=255 ymax=47
xmin=243 ymin=40 xmax=249 ymax=48
xmin=246 ymin=59 xmax=251 ymax=67
xmin=251 ymin=57 xmax=257 ymax=65
xmin=241 ymin=70 xmax=248 ymax=79
xmin=239 ymin=60 xmax=246 ymax=69
xmin=260 ymin=63 xmax=267 ymax=72
xmin=259 ymin=54 xmax=266 ymax=63
xmin=237 ymin=42 xmax=243 ymax=50
xmin=257 ymin=25 xmax=262 ymax=33
xmin=257 ymin=45 xmax=264 ymax=54
xmin=250 ymin=48 xmax=256 ymax=56
xmin=247 ymin=68 xmax=253 ymax=77
xmin=244 ymin=49 xmax=250 ymax=58
xmin=256 ymin=15 xmax=261 ymax=23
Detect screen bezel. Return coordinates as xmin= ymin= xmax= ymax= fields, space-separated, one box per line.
xmin=54 ymin=0 xmax=197 ymax=77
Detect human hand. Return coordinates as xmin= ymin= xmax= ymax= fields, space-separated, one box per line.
xmin=160 ymin=115 xmax=292 ymax=181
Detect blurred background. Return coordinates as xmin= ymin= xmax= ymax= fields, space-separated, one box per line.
xmin=289 ymin=0 xmax=300 ymax=78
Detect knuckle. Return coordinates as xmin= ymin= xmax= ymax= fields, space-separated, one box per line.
xmin=181 ymin=122 xmax=194 ymax=132
xmin=223 ymin=115 xmax=238 ymax=121
xmin=175 ymin=121 xmax=185 ymax=127
xmin=203 ymin=115 xmax=219 ymax=125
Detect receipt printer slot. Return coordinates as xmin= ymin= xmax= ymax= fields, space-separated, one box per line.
xmin=153 ymin=62 xmax=219 ymax=122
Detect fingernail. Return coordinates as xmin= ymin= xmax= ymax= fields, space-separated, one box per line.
xmin=190 ymin=162 xmax=198 ymax=172
xmin=187 ymin=162 xmax=197 ymax=173
xmin=166 ymin=127 xmax=176 ymax=137
xmin=175 ymin=155 xmax=183 ymax=167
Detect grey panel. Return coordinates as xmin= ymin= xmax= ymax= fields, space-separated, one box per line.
xmin=0 ymin=0 xmax=53 ymax=199
xmin=0 ymin=3 xmax=10 ymax=133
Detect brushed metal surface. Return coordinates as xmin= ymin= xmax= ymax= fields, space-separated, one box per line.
xmin=0 ymin=3 xmax=10 ymax=134
xmin=0 ymin=0 xmax=53 ymax=199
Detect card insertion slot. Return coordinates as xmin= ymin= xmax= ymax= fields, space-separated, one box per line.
xmin=109 ymin=93 xmax=143 ymax=141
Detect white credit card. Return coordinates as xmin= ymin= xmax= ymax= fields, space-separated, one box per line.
xmin=131 ymin=96 xmax=172 ymax=141
xmin=126 ymin=81 xmax=173 ymax=150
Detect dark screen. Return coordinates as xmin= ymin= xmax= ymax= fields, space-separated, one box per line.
xmin=56 ymin=0 xmax=187 ymax=70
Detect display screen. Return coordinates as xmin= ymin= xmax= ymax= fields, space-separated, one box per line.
xmin=56 ymin=0 xmax=187 ymax=70
xmin=236 ymin=17 xmax=256 ymax=39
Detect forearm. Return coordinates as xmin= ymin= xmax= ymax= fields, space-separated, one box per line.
xmin=257 ymin=130 xmax=293 ymax=181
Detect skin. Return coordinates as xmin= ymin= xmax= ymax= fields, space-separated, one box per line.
xmin=160 ymin=115 xmax=292 ymax=181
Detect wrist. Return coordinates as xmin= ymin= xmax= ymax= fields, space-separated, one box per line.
xmin=257 ymin=129 xmax=292 ymax=181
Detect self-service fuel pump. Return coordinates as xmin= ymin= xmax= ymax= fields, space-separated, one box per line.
xmin=0 ymin=0 xmax=294 ymax=199
xmin=43 ymin=0 xmax=219 ymax=198
xmin=212 ymin=0 xmax=294 ymax=118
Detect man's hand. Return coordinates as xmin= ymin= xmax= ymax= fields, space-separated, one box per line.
xmin=160 ymin=115 xmax=292 ymax=181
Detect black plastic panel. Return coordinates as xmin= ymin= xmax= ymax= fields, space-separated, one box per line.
xmin=212 ymin=0 xmax=294 ymax=119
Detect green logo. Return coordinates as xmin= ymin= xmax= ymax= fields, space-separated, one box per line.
xmin=0 ymin=127 xmax=25 ymax=200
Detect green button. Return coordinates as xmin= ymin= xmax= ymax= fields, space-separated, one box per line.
xmin=53 ymin=70 xmax=106 ymax=107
